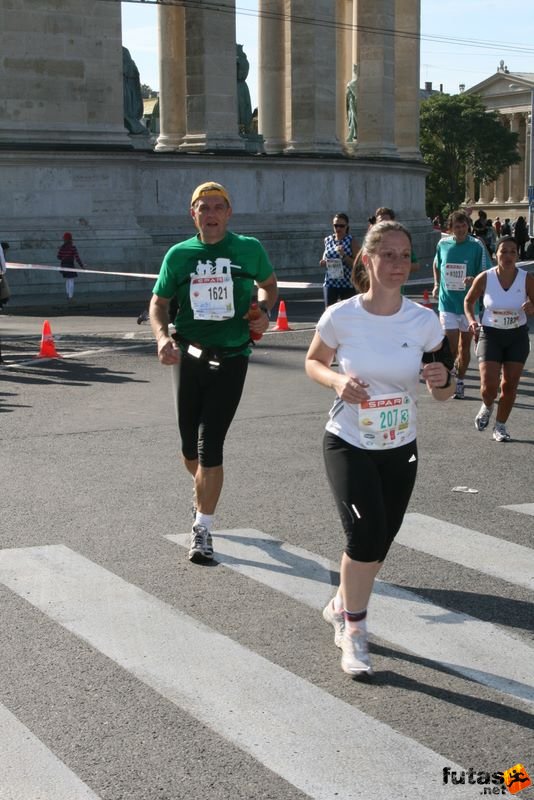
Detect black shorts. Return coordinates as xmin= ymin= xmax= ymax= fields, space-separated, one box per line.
xmin=324 ymin=286 xmax=356 ymax=307
xmin=176 ymin=354 xmax=248 ymax=467
xmin=476 ymin=325 xmax=530 ymax=365
xmin=323 ymin=432 xmax=418 ymax=563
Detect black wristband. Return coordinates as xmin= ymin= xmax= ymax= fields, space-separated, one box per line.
xmin=437 ymin=371 xmax=452 ymax=389
xmin=259 ymin=303 xmax=270 ymax=319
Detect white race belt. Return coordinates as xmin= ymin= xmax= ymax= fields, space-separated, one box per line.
xmin=357 ymin=393 xmax=413 ymax=449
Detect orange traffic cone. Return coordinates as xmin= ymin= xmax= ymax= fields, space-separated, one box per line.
xmin=38 ymin=320 xmax=61 ymax=358
xmin=271 ymin=299 xmax=293 ymax=332
xmin=422 ymin=289 xmax=433 ymax=309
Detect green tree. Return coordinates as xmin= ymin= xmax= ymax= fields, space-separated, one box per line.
xmin=420 ymin=93 xmax=520 ymax=219
xmin=141 ymin=83 xmax=155 ymax=99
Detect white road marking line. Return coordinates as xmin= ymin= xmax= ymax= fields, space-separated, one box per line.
xmin=501 ymin=503 xmax=534 ymax=518
xmin=0 ymin=703 xmax=101 ymax=800
xmin=397 ymin=512 xmax=534 ymax=591
xmin=167 ymin=529 xmax=534 ymax=705
xmin=2 ymin=342 xmax=150 ymax=368
xmin=0 ymin=545 xmax=468 ymax=800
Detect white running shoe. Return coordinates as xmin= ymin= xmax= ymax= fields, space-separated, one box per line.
xmin=188 ymin=524 xmax=214 ymax=562
xmin=474 ymin=403 xmax=493 ymax=431
xmin=492 ymin=423 xmax=511 ymax=442
xmin=322 ymin=600 xmax=345 ymax=648
xmin=341 ymin=626 xmax=372 ymax=675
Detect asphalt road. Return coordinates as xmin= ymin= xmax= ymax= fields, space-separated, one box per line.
xmin=1 ymin=297 xmax=533 ymax=800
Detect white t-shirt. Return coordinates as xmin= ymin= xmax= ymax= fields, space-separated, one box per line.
xmin=317 ymin=295 xmax=444 ymax=450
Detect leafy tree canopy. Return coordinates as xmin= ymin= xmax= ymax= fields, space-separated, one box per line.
xmin=420 ymin=93 xmax=520 ymax=219
xmin=141 ymin=84 xmax=157 ymax=99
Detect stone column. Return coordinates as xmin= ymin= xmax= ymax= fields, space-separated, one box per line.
xmin=180 ymin=0 xmax=244 ymax=152
xmin=285 ymin=0 xmax=342 ymax=154
xmin=465 ymin=172 xmax=476 ymax=205
xmin=519 ymin=114 xmax=530 ymax=203
xmin=394 ymin=0 xmax=421 ymax=159
xmin=0 ymin=0 xmax=128 ymax=148
xmin=495 ymin=171 xmax=506 ymax=204
xmin=479 ymin=181 xmax=493 ymax=205
xmin=507 ymin=114 xmax=522 ymax=202
xmin=336 ymin=0 xmax=353 ymax=144
xmin=155 ymin=4 xmax=186 ymax=152
xmin=258 ymin=0 xmax=286 ymax=153
xmin=356 ymin=0 xmax=398 ymax=157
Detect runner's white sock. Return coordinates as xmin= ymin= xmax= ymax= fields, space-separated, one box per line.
xmin=195 ymin=512 xmax=214 ymax=530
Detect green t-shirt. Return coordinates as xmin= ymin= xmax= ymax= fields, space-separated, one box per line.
xmin=153 ymin=231 xmax=274 ymax=352
xmin=435 ymin=235 xmax=488 ymax=314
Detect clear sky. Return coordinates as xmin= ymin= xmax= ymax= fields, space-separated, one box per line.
xmin=121 ymin=0 xmax=534 ymax=107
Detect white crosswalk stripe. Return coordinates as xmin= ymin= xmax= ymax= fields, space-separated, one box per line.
xmin=1 ymin=505 xmax=533 ymax=800
xmin=167 ymin=528 xmax=534 ymax=706
xmin=501 ymin=503 xmax=534 ymax=517
xmin=0 ymin=703 xmax=101 ymax=800
xmin=0 ymin=544 xmax=471 ymax=800
xmin=396 ymin=512 xmax=534 ymax=591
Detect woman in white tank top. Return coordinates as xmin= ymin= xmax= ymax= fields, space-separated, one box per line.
xmin=465 ymin=236 xmax=534 ymax=441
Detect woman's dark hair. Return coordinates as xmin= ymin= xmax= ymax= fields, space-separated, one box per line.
xmin=333 ymin=212 xmax=350 ymax=232
xmin=495 ymin=235 xmax=518 ymax=253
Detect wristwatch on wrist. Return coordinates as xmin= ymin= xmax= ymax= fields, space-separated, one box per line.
xmin=259 ymin=303 xmax=270 ymax=318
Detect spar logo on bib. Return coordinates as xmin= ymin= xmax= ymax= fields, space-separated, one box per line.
xmin=363 ymin=396 xmax=404 ymax=410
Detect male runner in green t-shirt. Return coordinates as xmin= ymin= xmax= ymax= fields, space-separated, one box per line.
xmin=150 ymin=182 xmax=278 ymax=563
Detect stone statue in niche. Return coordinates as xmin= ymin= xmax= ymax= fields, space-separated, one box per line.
xmin=236 ymin=44 xmax=253 ymax=136
xmin=346 ymin=63 xmax=359 ymax=142
xmin=122 ymin=46 xmax=149 ymax=135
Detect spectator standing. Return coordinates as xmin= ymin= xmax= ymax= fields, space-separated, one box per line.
xmin=485 ymin=219 xmax=497 ymax=258
xmin=320 ymin=214 xmax=358 ymax=307
xmin=513 ymin=216 xmax=529 ymax=260
xmin=501 ymin=218 xmax=512 ymax=236
xmin=57 ymin=233 xmax=85 ymax=301
xmin=0 ymin=241 xmax=10 ymax=310
xmin=0 ymin=241 xmax=10 ymax=365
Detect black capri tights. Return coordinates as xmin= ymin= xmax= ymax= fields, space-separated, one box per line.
xmin=323 ymin=432 xmax=418 ymax=563
xmin=176 ymin=354 xmax=248 ymax=467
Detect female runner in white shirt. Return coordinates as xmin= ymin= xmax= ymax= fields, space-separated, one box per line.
xmin=305 ymin=221 xmax=456 ymax=677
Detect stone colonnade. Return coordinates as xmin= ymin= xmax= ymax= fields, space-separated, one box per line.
xmin=468 ymin=112 xmax=531 ymax=205
xmin=156 ymin=0 xmax=421 ymax=158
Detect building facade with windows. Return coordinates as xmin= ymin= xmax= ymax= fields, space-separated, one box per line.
xmin=464 ymin=62 xmax=534 ymax=223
